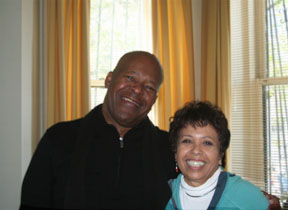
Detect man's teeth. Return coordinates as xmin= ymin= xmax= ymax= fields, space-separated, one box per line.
xmin=187 ymin=160 xmax=205 ymax=167
xmin=123 ymin=97 xmax=140 ymax=107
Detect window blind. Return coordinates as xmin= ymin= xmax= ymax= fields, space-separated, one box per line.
xmin=230 ymin=0 xmax=288 ymax=207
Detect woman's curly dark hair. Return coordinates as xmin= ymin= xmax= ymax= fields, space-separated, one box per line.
xmin=169 ymin=101 xmax=231 ymax=168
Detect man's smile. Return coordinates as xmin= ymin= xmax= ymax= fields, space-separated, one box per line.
xmin=121 ymin=96 xmax=141 ymax=107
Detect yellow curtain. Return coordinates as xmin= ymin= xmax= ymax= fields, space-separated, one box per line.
xmin=45 ymin=0 xmax=90 ymax=128
xmin=152 ymin=0 xmax=195 ymax=131
xmin=201 ymin=0 xmax=231 ymax=170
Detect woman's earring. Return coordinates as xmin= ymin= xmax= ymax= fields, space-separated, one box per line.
xmin=175 ymin=162 xmax=179 ymax=173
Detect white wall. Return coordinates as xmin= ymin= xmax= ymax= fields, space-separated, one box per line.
xmin=0 ymin=0 xmax=33 ymax=209
xmin=21 ymin=0 xmax=34 ymax=178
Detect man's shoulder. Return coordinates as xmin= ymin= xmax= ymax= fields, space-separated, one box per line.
xmin=143 ymin=118 xmax=169 ymax=139
xmin=154 ymin=126 xmax=169 ymax=135
xmin=39 ymin=118 xmax=90 ymax=152
xmin=46 ymin=118 xmax=82 ymax=138
xmin=151 ymin=126 xmax=169 ymax=145
xmin=41 ymin=106 xmax=103 ymax=148
xmin=45 ymin=106 xmax=100 ymax=138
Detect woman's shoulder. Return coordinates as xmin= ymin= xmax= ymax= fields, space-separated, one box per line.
xmin=225 ymin=172 xmax=263 ymax=191
xmin=217 ymin=172 xmax=269 ymax=209
xmin=168 ymin=173 xmax=182 ymax=190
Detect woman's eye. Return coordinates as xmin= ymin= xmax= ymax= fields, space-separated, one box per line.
xmin=182 ymin=139 xmax=192 ymax=144
xmin=203 ymin=141 xmax=213 ymax=146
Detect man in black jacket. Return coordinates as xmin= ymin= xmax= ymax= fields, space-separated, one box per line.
xmin=20 ymin=51 xmax=280 ymax=209
xmin=20 ymin=51 xmax=176 ymax=209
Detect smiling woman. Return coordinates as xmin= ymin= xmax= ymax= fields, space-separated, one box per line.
xmin=176 ymin=124 xmax=222 ymax=188
xmin=166 ymin=101 xmax=270 ymax=210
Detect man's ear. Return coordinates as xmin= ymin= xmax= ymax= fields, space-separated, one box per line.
xmin=105 ymin=72 xmax=113 ymax=88
xmin=152 ymin=94 xmax=158 ymax=104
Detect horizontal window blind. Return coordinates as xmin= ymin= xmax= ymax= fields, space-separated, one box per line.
xmin=230 ymin=0 xmax=288 ymax=207
xmin=230 ymin=0 xmax=266 ymax=188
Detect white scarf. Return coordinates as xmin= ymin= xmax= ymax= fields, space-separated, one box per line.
xmin=179 ymin=168 xmax=222 ymax=210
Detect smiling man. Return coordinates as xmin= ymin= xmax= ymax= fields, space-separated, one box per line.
xmin=20 ymin=51 xmax=176 ymax=210
xmin=102 ymin=51 xmax=163 ymax=136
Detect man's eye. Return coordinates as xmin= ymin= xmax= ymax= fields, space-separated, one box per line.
xmin=126 ymin=75 xmax=134 ymax=81
xmin=145 ymin=85 xmax=156 ymax=92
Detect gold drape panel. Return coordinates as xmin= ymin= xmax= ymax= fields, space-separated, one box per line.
xmin=201 ymin=0 xmax=231 ymax=170
xmin=152 ymin=0 xmax=195 ymax=131
xmin=45 ymin=0 xmax=90 ymax=128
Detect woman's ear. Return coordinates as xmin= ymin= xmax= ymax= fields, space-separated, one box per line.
xmin=174 ymin=153 xmax=178 ymax=162
xmin=218 ymin=153 xmax=224 ymax=165
xmin=105 ymin=72 xmax=113 ymax=88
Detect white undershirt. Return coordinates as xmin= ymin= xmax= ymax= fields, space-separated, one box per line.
xmin=180 ymin=168 xmax=221 ymax=210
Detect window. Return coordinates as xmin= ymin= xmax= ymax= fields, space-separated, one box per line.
xmin=89 ymin=0 xmax=152 ymax=109
xmin=230 ymin=0 xmax=288 ymax=207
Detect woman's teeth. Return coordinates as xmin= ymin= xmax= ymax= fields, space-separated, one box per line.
xmin=187 ymin=160 xmax=205 ymax=167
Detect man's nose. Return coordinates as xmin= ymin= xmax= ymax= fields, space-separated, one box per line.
xmin=131 ymin=83 xmax=143 ymax=94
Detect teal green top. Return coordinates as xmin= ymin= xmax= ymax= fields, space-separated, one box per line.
xmin=166 ymin=172 xmax=269 ymax=210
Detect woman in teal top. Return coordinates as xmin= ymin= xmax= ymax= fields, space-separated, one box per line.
xmin=166 ymin=101 xmax=269 ymax=210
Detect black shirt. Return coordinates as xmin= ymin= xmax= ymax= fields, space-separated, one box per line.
xmin=20 ymin=104 xmax=176 ymax=209
xmin=85 ymin=113 xmax=146 ymax=209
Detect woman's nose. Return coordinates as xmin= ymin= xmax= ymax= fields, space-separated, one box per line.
xmin=190 ymin=143 xmax=201 ymax=155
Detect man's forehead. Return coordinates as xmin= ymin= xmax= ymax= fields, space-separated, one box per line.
xmin=116 ymin=57 xmax=156 ymax=73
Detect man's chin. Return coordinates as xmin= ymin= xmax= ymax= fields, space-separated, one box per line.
xmin=117 ymin=114 xmax=145 ymax=128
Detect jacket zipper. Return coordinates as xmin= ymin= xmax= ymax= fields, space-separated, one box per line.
xmin=119 ymin=137 xmax=124 ymax=148
xmin=115 ymin=137 xmax=124 ymax=188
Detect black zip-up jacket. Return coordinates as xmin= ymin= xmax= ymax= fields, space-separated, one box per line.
xmin=20 ymin=104 xmax=176 ymax=209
